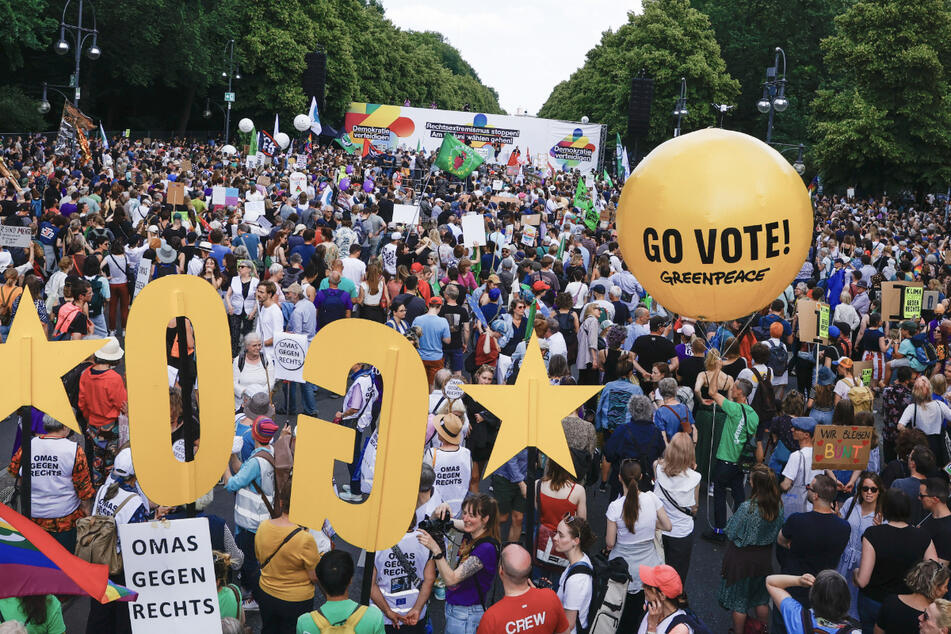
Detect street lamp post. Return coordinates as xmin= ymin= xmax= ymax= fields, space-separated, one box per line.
xmin=53 ymin=0 xmax=100 ymax=107
xmin=756 ymin=46 xmax=788 ymax=143
xmin=672 ymin=77 xmax=687 ymax=138
xmin=222 ymin=39 xmax=241 ymax=144
xmin=770 ymin=141 xmax=807 ymax=175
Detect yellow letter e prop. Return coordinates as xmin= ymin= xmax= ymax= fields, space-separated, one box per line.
xmin=291 ymin=319 xmax=428 ymax=552
xmin=125 ymin=276 xmax=234 ymax=506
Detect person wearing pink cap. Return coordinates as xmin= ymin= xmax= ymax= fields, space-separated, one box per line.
xmin=638 ymin=564 xmax=707 ymax=633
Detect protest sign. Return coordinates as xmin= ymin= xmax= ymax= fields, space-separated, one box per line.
xmin=903 ymin=286 xmax=924 ymax=319
xmin=443 ymin=378 xmax=464 ymax=400
xmin=166 ymin=182 xmax=185 ymax=206
xmin=289 ymin=172 xmax=307 ymax=196
xmin=616 ymin=129 xmax=812 ymax=321
xmin=797 ymin=299 xmax=829 ymax=344
xmin=211 ymin=186 xmax=226 ymax=206
xmin=852 ymin=359 xmax=873 ymax=388
xmin=811 ymin=425 xmax=873 ymax=470
xmin=392 ymin=204 xmax=419 ymax=226
xmin=255 ymin=215 xmax=273 ymax=231
xmin=274 ymin=333 xmax=309 ymax=383
xmin=180 ymin=160 xmax=191 ymax=172
xmin=0 ymin=226 xmax=33 ymax=248
xmin=881 ymin=281 xmax=924 ymax=321
xmin=490 ymin=195 xmax=518 ymax=206
xmin=257 ymin=175 xmax=271 ymax=187
xmin=522 ymin=225 xmax=538 ymax=246
xmin=492 ymin=179 xmax=503 ymax=191
xmin=924 ymin=290 xmax=941 ymax=312
xmin=461 ymin=213 xmax=486 ymax=247
xmin=522 ymin=214 xmax=541 ymax=225
xmin=118 ymin=517 xmax=220 ymax=633
xmin=133 ymin=257 xmax=152 ymax=299
xmin=244 ymin=200 xmax=265 ymax=223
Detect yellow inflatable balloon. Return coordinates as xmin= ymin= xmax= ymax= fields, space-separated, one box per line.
xmin=616 ymin=129 xmax=813 ymax=321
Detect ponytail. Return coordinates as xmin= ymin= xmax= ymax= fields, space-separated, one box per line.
xmin=620 ymin=460 xmax=642 ymax=533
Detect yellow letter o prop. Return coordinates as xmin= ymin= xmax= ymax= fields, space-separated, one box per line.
xmin=616 ymin=129 xmax=813 ymax=321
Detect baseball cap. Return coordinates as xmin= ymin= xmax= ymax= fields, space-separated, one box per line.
xmin=677 ymin=323 xmax=695 ymax=337
xmin=429 ymin=296 xmax=444 ymax=307
xmin=411 ymin=262 xmax=424 ymax=273
xmin=531 ymin=280 xmax=550 ymax=292
xmin=112 ymin=448 xmax=134 ymax=479
xmin=837 ymin=357 xmax=853 ymax=369
xmin=391 ymin=232 xmax=402 ymax=241
xmin=639 ymin=565 xmax=682 ymax=599
xmin=649 ymin=315 xmax=668 ymax=332
xmin=827 ymin=325 xmax=841 ymax=339
xmin=791 ymin=417 xmax=817 ymax=433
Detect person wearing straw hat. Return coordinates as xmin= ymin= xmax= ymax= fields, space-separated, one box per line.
xmin=424 ymin=413 xmax=471 ymax=518
xmin=77 ymin=336 xmax=127 ymax=487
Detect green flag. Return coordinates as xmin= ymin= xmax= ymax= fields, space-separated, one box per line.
xmin=556 ymin=232 xmax=566 ymax=259
xmin=248 ymin=127 xmax=258 ymax=155
xmin=524 ymin=298 xmax=537 ymax=343
xmin=574 ymin=180 xmax=598 ymax=231
xmin=416 ymin=138 xmax=421 ymax=153
xmin=335 ymin=134 xmax=358 ymax=154
xmin=603 ymin=169 xmax=614 ymax=189
xmin=615 ymin=132 xmax=624 ymax=180
xmin=435 ymin=134 xmax=484 ymax=178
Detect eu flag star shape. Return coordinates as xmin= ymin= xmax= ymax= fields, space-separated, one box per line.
xmin=462 ymin=336 xmax=603 ymax=477
xmin=0 ymin=289 xmax=105 ymax=433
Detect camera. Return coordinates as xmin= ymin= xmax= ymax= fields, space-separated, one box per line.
xmin=418 ymin=515 xmax=454 ymax=541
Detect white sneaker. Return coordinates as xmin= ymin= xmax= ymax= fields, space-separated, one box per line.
xmin=340 ymin=484 xmax=351 ymax=493
xmin=340 ymin=491 xmax=363 ymax=503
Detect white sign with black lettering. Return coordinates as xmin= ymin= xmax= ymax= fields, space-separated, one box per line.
xmin=0 ymin=225 xmax=32 ymax=248
xmin=133 ymin=257 xmax=152 ymax=299
xmin=274 ymin=332 xmax=308 ymax=383
xmin=118 ymin=517 xmax=220 ymax=634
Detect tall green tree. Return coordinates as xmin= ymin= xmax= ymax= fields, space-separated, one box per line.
xmin=537 ymin=0 xmax=739 ymax=154
xmin=810 ymin=0 xmax=951 ymax=192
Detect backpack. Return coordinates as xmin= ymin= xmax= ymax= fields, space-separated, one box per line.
xmin=272 ymin=433 xmax=295 ymax=503
xmin=154 ymin=262 xmax=177 ymax=278
xmin=52 ymin=303 xmax=82 ymax=341
xmin=317 ymin=288 xmax=349 ymax=328
xmin=88 ymin=277 xmax=105 ymax=318
xmin=472 ymin=536 xmax=504 ymax=609
xmin=236 ymin=350 xmax=269 ymax=373
xmin=766 ymin=340 xmax=787 ymax=377
xmin=843 ymin=377 xmax=873 ymax=413
xmin=249 ymin=451 xmax=285 ymax=517
xmin=800 ymin=605 xmax=860 ymax=633
xmin=749 ymin=367 xmax=777 ymax=425
xmin=570 ymin=446 xmax=601 ymax=487
xmin=564 ymin=553 xmax=630 ymax=634
xmin=308 ymin=605 xmax=368 ymax=634
xmin=912 ymin=333 xmax=938 ymax=370
xmin=74 ymin=492 xmax=136 ymax=575
xmin=668 ymin=609 xmax=715 ymax=634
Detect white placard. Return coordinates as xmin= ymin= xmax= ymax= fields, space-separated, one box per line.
xmin=847 ymin=187 xmax=855 ymax=200
xmin=461 ymin=213 xmax=486 ymax=247
xmin=244 ymin=200 xmax=265 ymax=222
xmin=289 ymin=172 xmax=307 ymax=197
xmin=274 ymin=332 xmax=308 ymax=383
xmin=133 ymin=257 xmax=152 ymax=299
xmin=522 ymin=225 xmax=538 ymax=246
xmin=118 ymin=518 xmax=220 ymax=634
xmin=492 ymin=179 xmax=503 ymax=191
xmin=392 ymin=204 xmax=420 ymax=226
xmin=0 ymin=225 xmax=32 ymax=248
xmin=211 ymin=186 xmax=226 ymax=206
xmin=443 ymin=378 xmax=464 ymax=400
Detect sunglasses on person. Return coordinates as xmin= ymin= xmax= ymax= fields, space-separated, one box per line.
xmin=563 ymin=512 xmax=576 ymax=525
xmin=861 ymin=486 xmax=879 ymax=493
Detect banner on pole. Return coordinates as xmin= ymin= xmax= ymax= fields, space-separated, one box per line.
xmin=274 ymin=333 xmax=309 ymax=383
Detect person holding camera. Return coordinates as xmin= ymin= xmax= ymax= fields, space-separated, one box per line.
xmin=417 ymin=493 xmax=500 ymax=634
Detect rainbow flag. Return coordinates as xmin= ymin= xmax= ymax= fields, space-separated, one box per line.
xmin=0 ymin=502 xmax=137 ymax=603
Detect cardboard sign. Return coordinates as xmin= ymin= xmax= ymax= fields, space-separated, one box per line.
xmin=491 ymin=195 xmax=518 ymax=206
xmin=133 ymin=257 xmax=153 ymax=299
xmin=180 ymin=159 xmax=192 ymax=173
xmin=257 ymin=175 xmax=271 ymax=187
xmin=924 ymin=290 xmax=941 ymax=312
xmin=392 ymin=204 xmax=420 ymax=226
xmin=853 ymin=359 xmax=873 ymax=388
xmin=523 ymin=214 xmax=541 ymax=225
xmin=522 ymin=225 xmax=538 ymax=246
xmin=811 ymin=425 xmax=873 ymax=470
xmin=244 ymin=200 xmax=265 ymax=223
xmin=118 ymin=517 xmax=220 ymax=633
xmin=904 ymin=286 xmax=924 ymax=319
xmin=166 ymin=182 xmax=185 ymax=206
xmin=461 ymin=213 xmax=486 ymax=247
xmin=0 ymin=225 xmax=32 ymax=248
xmin=881 ymin=281 xmax=923 ymax=321
xmin=274 ymin=333 xmax=308 ymax=383
xmin=797 ymin=299 xmax=829 ymax=344
xmin=211 ymin=186 xmax=226 ymax=206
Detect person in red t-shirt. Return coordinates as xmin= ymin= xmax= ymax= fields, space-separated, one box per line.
xmin=477 ymin=544 xmax=570 ymax=634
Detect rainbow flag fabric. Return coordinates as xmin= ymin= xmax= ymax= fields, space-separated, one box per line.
xmin=0 ymin=502 xmax=137 ymax=603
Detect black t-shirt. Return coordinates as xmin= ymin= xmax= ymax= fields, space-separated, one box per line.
xmin=378 ymin=198 xmax=394 ymax=224
xmin=677 ymin=356 xmax=705 ymax=393
xmin=862 ymin=524 xmax=933 ymax=601
xmin=612 ymin=301 xmax=631 ymax=325
xmin=631 ymin=334 xmax=677 ymax=371
xmin=922 ymin=515 xmax=951 ymax=562
xmin=781 ymin=511 xmax=850 ymax=582
xmin=876 ymin=593 xmax=925 ymax=633
xmin=393 ymin=293 xmax=427 ymax=325
xmin=439 ymin=304 xmax=470 ymax=351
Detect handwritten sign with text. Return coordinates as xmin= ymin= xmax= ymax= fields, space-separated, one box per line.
xmin=811 ymin=425 xmax=873 ymax=470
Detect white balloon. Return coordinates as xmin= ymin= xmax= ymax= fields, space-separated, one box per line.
xmin=238 ymin=118 xmax=254 ymax=133
xmin=275 ymin=132 xmax=290 ymax=149
xmin=221 ymin=144 xmax=237 ymax=155
xmin=293 ymin=114 xmax=311 ymax=132
xmin=581 ymin=116 xmax=590 ymax=124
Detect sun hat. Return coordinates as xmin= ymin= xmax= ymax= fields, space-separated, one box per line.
xmin=434 ymin=413 xmax=463 ymax=444
xmin=156 ymin=241 xmax=177 ymax=264
xmin=95 ymin=337 xmax=124 ymax=362
xmin=245 ymin=392 xmax=275 ymax=418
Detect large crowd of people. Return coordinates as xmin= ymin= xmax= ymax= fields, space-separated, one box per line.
xmin=3 ymin=132 xmax=951 ymax=634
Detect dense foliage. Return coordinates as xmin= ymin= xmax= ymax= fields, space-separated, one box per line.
xmin=0 ymin=0 xmax=501 ymax=134
xmin=538 ymin=0 xmax=740 ymax=154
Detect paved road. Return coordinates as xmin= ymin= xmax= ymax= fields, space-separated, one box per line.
xmin=0 ymin=387 xmax=735 ymax=633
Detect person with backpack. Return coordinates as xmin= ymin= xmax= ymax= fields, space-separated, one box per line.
xmin=224 ymin=416 xmax=280 ymax=612
xmin=552 ymin=515 xmax=596 ymax=634
xmin=369 ymin=514 xmax=436 ymax=633
xmin=297 ymin=550 xmax=385 ymax=633
xmin=897 ymin=376 xmax=951 ymax=467
xmin=82 ymin=255 xmax=110 ymax=338
xmin=653 ymin=378 xmax=695 ymax=444
xmin=314 ymin=271 xmax=353 ymax=333
xmin=640 ymin=564 xmax=711 ymax=633
xmin=51 ymin=278 xmax=93 ymax=341
xmin=254 ymin=478 xmax=321 ymax=634
xmin=85 ymin=447 xmax=150 ymax=634
xmin=766 ymin=570 xmax=861 ymax=634
xmin=604 ymin=395 xmax=666 ymax=499
xmin=832 ymin=358 xmax=873 ymax=413
xmin=780 ymin=417 xmax=826 ymax=518
xmin=765 ymin=322 xmax=790 ymax=401
xmin=475 ymin=543 xmax=570 ymax=634
xmin=605 ymin=460 xmax=672 ymax=632
xmin=416 ymin=493 xmax=501 ymax=634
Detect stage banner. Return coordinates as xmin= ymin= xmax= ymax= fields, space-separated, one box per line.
xmin=344 ymin=103 xmax=604 ymax=173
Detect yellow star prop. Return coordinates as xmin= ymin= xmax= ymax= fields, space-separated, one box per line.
xmin=462 ymin=336 xmax=603 ymax=477
xmin=0 ymin=289 xmax=105 ymax=433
